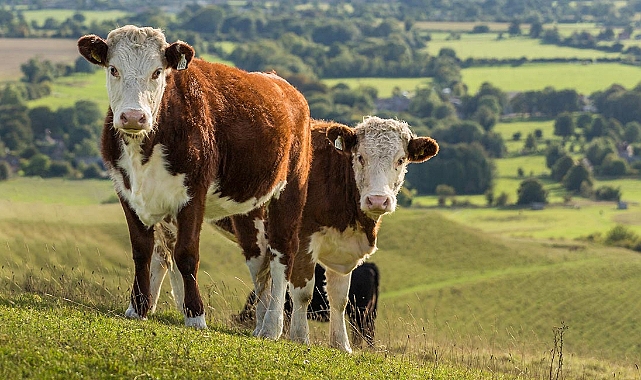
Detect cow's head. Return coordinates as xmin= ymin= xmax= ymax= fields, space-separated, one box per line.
xmin=77 ymin=25 xmax=195 ymax=138
xmin=327 ymin=116 xmax=439 ymax=219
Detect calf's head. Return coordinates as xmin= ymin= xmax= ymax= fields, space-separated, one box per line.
xmin=327 ymin=116 xmax=439 ymax=219
xmin=77 ymin=25 xmax=195 ymax=137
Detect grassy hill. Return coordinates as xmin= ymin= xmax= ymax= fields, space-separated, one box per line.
xmin=1 ymin=178 xmax=640 ymax=378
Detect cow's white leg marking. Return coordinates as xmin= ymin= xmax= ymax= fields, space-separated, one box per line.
xmin=326 ymin=268 xmax=353 ymax=353
xmin=289 ymin=276 xmax=314 ymax=344
xmin=246 ymin=254 xmax=271 ymax=336
xmin=258 ymin=248 xmax=287 ymax=340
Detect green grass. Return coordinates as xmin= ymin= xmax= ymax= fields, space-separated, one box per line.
xmin=2 ymin=178 xmax=641 ymax=378
xmin=19 ymin=9 xmax=130 ymax=25
xmin=425 ymin=34 xmax=620 ymax=60
xmin=463 ymin=62 xmax=641 ymax=94
xmin=0 ymin=294 xmax=492 ymax=380
xmin=28 ymin=71 xmax=110 ymax=111
xmin=322 ymin=77 xmax=432 ymax=98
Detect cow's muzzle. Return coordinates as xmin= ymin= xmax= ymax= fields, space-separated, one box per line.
xmin=363 ymin=195 xmax=394 ymax=217
xmin=116 ymin=109 xmax=150 ymax=135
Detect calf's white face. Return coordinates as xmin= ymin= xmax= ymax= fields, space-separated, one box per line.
xmin=329 ymin=117 xmax=439 ymax=219
xmin=77 ymin=25 xmax=194 ymax=137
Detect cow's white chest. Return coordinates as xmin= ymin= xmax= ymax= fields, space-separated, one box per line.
xmin=111 ymin=143 xmax=190 ymax=227
xmin=309 ymin=226 xmax=377 ymax=275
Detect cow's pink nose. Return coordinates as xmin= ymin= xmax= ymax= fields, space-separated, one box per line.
xmin=119 ymin=110 xmax=147 ymax=130
xmin=365 ymin=195 xmax=391 ymax=212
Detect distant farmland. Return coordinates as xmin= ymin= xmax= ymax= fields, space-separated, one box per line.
xmin=0 ymin=38 xmax=78 ymax=82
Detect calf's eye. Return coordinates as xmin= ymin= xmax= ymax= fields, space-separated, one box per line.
xmin=152 ymin=68 xmax=163 ymax=80
xmin=357 ymin=155 xmax=365 ymax=165
xmin=109 ymin=66 xmax=119 ymax=78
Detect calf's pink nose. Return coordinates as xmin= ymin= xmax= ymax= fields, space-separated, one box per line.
xmin=366 ymin=195 xmax=391 ymax=212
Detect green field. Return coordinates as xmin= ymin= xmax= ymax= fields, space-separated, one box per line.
xmin=463 ymin=62 xmax=641 ymax=94
xmin=1 ymin=178 xmax=640 ymax=378
xmin=19 ymin=9 xmax=131 ymax=25
xmin=425 ymin=34 xmax=620 ymax=60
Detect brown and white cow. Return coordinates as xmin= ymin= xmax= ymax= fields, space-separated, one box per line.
xmin=284 ymin=117 xmax=438 ymax=352
xmin=77 ymin=25 xmax=311 ymax=339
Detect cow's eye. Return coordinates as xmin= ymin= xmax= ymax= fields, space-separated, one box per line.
xmin=397 ymin=158 xmax=405 ymax=167
xmin=152 ymin=68 xmax=163 ymax=80
xmin=357 ymin=154 xmax=365 ymax=166
xmin=109 ymin=66 xmax=119 ymax=78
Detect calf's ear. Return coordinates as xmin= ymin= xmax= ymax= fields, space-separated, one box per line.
xmin=166 ymin=41 xmax=195 ymax=71
xmin=77 ymin=34 xmax=108 ymax=66
xmin=408 ymin=137 xmax=439 ymax=163
xmin=326 ymin=124 xmax=358 ymax=153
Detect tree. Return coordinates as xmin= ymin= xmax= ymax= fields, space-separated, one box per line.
xmin=600 ymin=153 xmax=627 ymax=176
xmin=0 ymin=161 xmax=11 ymax=181
xmin=406 ymin=143 xmax=495 ymax=195
xmin=551 ymin=154 xmax=575 ymax=181
xmin=554 ymin=112 xmax=575 ymax=139
xmin=517 ymin=178 xmax=548 ymax=205
xmin=624 ymin=121 xmax=641 ymax=143
xmin=0 ymin=85 xmax=32 ymax=152
xmin=508 ymin=20 xmax=521 ymax=36
xmin=523 ymin=132 xmax=537 ymax=152
xmin=563 ymin=163 xmax=593 ymax=192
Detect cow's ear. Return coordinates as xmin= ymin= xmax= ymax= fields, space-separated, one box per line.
xmin=408 ymin=137 xmax=439 ymax=163
xmin=166 ymin=41 xmax=195 ymax=71
xmin=77 ymin=34 xmax=108 ymax=67
xmin=326 ymin=124 xmax=357 ymax=153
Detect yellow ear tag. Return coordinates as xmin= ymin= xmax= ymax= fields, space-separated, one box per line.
xmin=334 ymin=136 xmax=344 ymax=151
xmin=91 ymin=51 xmax=102 ymax=63
xmin=177 ymin=54 xmax=187 ymax=70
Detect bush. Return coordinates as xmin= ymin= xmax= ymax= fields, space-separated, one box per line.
xmin=517 ymin=178 xmax=547 ymax=205
xmin=397 ymin=187 xmax=415 ymax=207
xmin=605 ymin=225 xmax=639 ymax=247
xmin=0 ymin=161 xmax=11 ymax=180
xmin=594 ymin=186 xmax=621 ymax=201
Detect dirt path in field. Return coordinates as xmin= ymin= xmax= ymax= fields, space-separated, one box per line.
xmin=0 ymin=38 xmax=78 ymax=82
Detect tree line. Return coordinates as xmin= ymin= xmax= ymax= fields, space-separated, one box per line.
xmin=2 ymin=1 xmax=641 ymax=207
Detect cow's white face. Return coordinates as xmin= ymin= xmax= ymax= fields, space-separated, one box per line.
xmin=329 ymin=117 xmax=439 ymax=219
xmin=105 ymin=31 xmax=169 ymax=136
xmin=77 ymin=25 xmax=195 ymax=138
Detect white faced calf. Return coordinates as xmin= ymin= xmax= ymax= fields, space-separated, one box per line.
xmin=288 ymin=117 xmax=438 ymax=352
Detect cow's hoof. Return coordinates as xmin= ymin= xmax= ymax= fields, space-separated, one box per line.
xmin=125 ymin=304 xmax=147 ymax=320
xmin=185 ymin=315 xmax=207 ymax=329
xmin=257 ymin=327 xmax=282 ymax=340
xmin=334 ymin=344 xmax=353 ymax=354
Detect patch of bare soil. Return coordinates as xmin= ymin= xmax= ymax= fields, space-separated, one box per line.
xmin=0 ymin=38 xmax=78 ymax=82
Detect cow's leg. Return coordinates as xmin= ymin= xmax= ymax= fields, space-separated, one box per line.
xmin=288 ymin=276 xmax=314 ymax=344
xmin=121 ymin=201 xmax=155 ymax=320
xmin=174 ymin=196 xmax=207 ymax=328
xmin=259 ymin=182 xmax=308 ymax=340
xmin=230 ymin=209 xmax=271 ymax=336
xmin=149 ymin=218 xmax=177 ymax=314
xmin=288 ymin=247 xmax=315 ymax=344
xmin=325 ymin=269 xmax=353 ymax=353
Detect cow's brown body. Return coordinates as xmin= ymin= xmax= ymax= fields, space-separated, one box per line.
xmin=78 ymin=26 xmax=311 ymax=336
